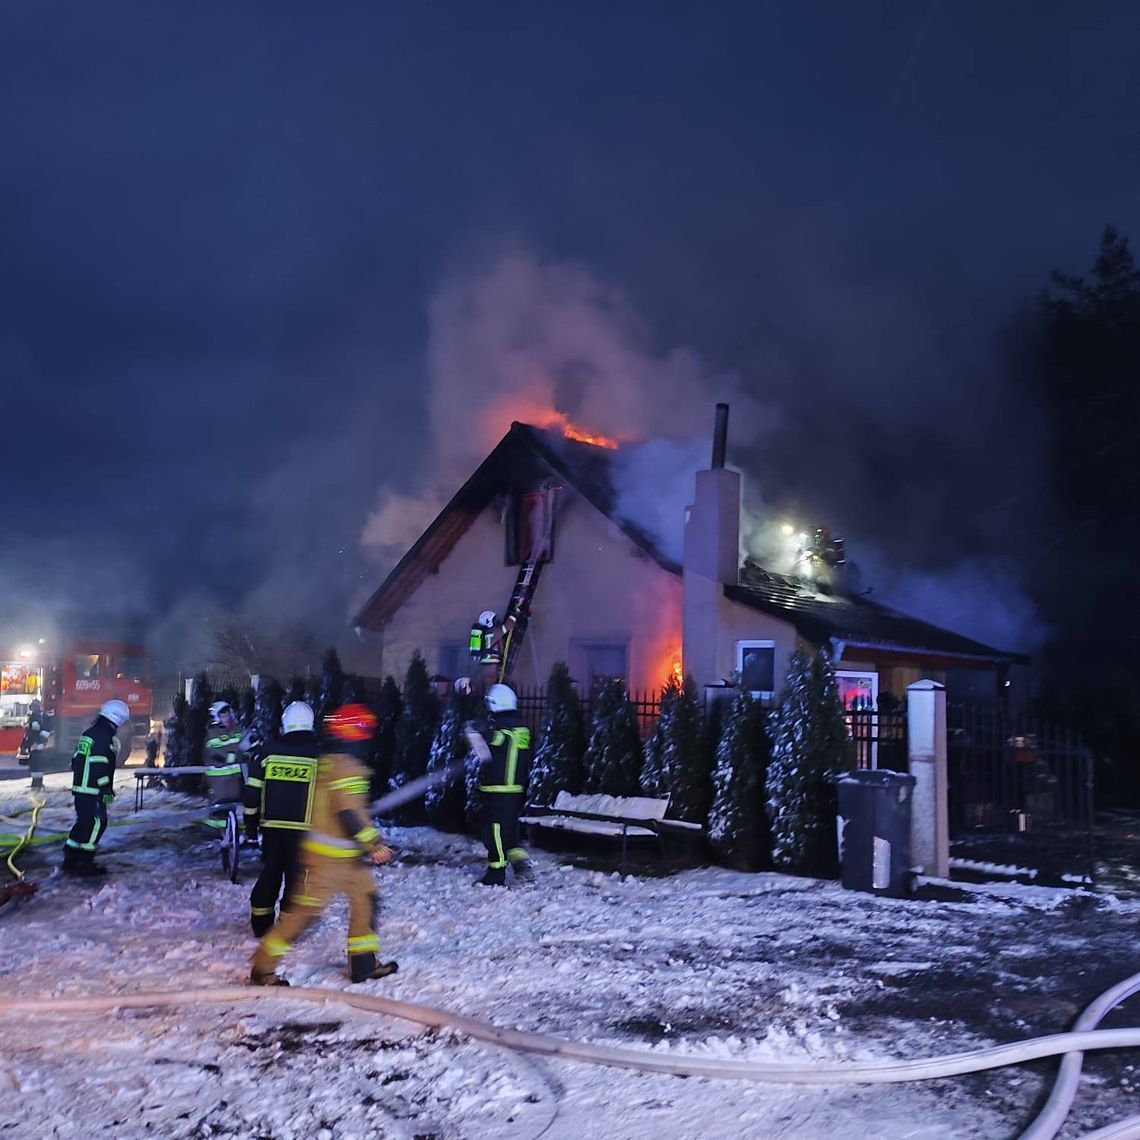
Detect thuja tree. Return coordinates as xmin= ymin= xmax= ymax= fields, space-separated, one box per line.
xmin=426 ymin=688 xmax=476 ymax=833
xmin=317 ymin=647 xmax=346 ymax=721
xmin=583 ymin=678 xmax=643 ymax=796
xmin=365 ymin=676 xmax=402 ymax=798
xmin=640 ymin=674 xmax=678 ymax=796
xmin=767 ymin=647 xmax=853 ymax=877
xmin=163 ymin=692 xmax=190 ymax=769
xmin=389 ymin=652 xmax=440 ymax=824
xmin=708 ymin=686 xmax=772 ymax=870
xmin=254 ymin=678 xmax=285 ymax=747
xmin=663 ymin=675 xmax=711 ymax=824
xmin=528 ymin=661 xmax=586 ymax=805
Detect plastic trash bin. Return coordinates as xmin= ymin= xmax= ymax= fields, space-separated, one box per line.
xmin=835 ymin=769 xmax=916 ymax=898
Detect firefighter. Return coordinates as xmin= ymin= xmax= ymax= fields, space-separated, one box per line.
xmin=243 ymin=700 xmax=319 ymax=937
xmin=19 ymin=699 xmax=53 ymax=762
xmin=464 ymin=683 xmax=535 ymax=887
xmin=203 ymin=701 xmax=248 ymax=832
xmin=462 ymin=608 xmax=519 ymax=695
xmin=250 ymin=703 xmax=397 ymax=986
xmin=62 ymin=699 xmax=130 ymax=877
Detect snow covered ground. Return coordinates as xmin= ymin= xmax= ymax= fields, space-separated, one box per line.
xmin=0 ymin=772 xmax=1138 ymax=1139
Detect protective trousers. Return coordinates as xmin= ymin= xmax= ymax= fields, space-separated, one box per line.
xmin=64 ymin=794 xmax=108 ymax=861
xmin=249 ymin=829 xmax=301 ymax=937
xmin=252 ymin=854 xmax=382 ymax=982
xmin=480 ymin=791 xmax=528 ymax=885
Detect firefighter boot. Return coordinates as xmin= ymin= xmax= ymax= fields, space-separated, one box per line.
xmin=349 ymin=953 xmax=399 ymax=983
xmin=249 ymin=968 xmax=290 ymax=987
xmin=477 ymin=867 xmax=506 ymax=887
xmin=61 ymin=846 xmax=81 ymax=874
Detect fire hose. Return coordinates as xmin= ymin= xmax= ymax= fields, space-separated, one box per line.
xmin=0 ymin=794 xmax=45 ymax=907
xmin=0 ymin=973 xmax=1137 ymax=1138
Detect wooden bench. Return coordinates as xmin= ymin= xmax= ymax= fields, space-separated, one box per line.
xmin=132 ymin=766 xmax=209 ymax=811
xmin=521 ymin=791 xmax=704 ymax=875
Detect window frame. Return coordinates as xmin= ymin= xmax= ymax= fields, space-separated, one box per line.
xmin=736 ymin=640 xmax=777 ymax=699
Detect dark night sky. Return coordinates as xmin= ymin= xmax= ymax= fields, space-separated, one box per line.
xmin=1 ymin=1 xmax=1137 ymax=662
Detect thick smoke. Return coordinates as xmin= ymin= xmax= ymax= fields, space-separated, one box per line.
xmin=362 ymin=246 xmax=1046 ymax=655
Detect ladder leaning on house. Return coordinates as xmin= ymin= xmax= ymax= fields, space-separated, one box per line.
xmin=497 ymin=557 xmax=545 ymax=685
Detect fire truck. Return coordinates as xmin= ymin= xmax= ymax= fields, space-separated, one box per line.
xmin=0 ymin=634 xmax=155 ymax=758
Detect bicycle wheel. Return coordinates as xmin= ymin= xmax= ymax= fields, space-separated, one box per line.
xmin=221 ymin=812 xmax=239 ymax=883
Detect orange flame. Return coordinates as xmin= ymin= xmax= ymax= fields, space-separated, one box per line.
xmin=671 ymin=657 xmax=684 ymax=685
xmin=562 ymin=423 xmax=619 ymax=449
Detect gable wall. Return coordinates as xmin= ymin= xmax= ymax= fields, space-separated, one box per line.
xmin=362 ymin=490 xmax=683 ymax=692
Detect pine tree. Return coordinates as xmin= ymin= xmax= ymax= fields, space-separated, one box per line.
xmin=529 ymin=662 xmax=586 ymax=805
xmin=767 ymin=647 xmax=853 ymax=877
xmin=364 ymin=676 xmax=401 ymax=798
xmin=389 ymin=653 xmax=440 ymax=824
xmin=187 ymin=672 xmax=213 ymax=765
xmin=583 ymin=678 xmax=643 ymax=796
xmin=708 ymin=686 xmax=772 ymax=870
xmin=426 ymin=688 xmax=475 ymax=832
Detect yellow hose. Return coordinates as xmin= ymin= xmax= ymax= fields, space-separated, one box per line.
xmin=5 ymin=795 xmax=46 ymax=882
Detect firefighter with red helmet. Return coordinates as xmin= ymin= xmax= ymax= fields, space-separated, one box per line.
xmin=250 ymin=703 xmax=397 ymax=986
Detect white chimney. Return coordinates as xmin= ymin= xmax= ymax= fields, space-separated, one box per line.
xmin=683 ymin=404 xmax=741 ymax=687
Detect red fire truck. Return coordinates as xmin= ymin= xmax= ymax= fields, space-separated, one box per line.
xmin=1 ymin=636 xmax=154 ymax=757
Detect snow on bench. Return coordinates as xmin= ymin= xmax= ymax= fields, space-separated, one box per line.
xmin=521 ymin=792 xmax=704 ymax=874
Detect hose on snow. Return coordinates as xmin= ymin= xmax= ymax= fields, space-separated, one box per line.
xmin=1020 ymin=970 xmax=1140 ymax=1140
xmin=1 ymin=984 xmax=1140 ymax=1091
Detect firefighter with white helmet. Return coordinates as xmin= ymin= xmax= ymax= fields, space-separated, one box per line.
xmin=463 ymin=683 xmax=535 ymax=887
xmin=202 ymin=700 xmax=250 ymax=834
xmin=243 ymin=701 xmax=320 ymax=936
xmin=62 ymin=699 xmax=131 ymax=877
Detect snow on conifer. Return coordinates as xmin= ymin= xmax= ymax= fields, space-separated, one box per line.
xmin=426 ymin=687 xmax=474 ymax=832
xmin=583 ymin=677 xmax=643 ymax=796
xmin=708 ymin=685 xmax=771 ymax=869
xmin=767 ymin=647 xmax=853 ymax=877
xmin=364 ymin=675 xmax=401 ymax=797
xmin=389 ymin=652 xmax=440 ymax=824
xmin=528 ymin=662 xmax=586 ymax=805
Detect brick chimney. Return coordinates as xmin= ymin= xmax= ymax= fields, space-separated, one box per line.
xmin=682 ymin=403 xmax=741 ymax=688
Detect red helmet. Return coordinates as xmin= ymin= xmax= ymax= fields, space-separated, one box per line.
xmin=324 ymin=703 xmax=378 ymax=742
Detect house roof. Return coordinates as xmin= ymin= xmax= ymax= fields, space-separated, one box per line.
xmin=354 ymin=422 xmax=678 ymax=629
xmin=727 ymin=562 xmax=1026 ymax=667
xmin=355 ymin=421 xmax=1024 ymax=667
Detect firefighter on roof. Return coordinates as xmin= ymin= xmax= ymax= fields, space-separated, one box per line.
xmin=62 ymin=699 xmax=130 ymax=877
xmin=250 ymin=703 xmax=397 ymax=986
xmin=243 ymin=700 xmax=319 ymax=937
xmin=464 ymin=683 xmax=535 ymax=887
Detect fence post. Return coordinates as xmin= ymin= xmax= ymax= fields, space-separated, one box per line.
xmin=907 ymin=680 xmax=949 ymax=879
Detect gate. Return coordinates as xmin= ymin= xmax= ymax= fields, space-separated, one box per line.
xmin=947 ymin=703 xmax=1095 ymax=885
xmin=843 ymin=706 xmax=908 ymax=772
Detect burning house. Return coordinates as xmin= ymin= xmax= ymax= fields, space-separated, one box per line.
xmin=353 ymin=406 xmax=1020 ymax=705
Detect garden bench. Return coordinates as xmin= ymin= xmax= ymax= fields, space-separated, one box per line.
xmin=521 ymin=791 xmax=704 ymax=875
xmin=131 ymin=766 xmax=209 ymax=811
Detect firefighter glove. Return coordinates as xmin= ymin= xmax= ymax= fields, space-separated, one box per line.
xmin=371 ymin=844 xmax=394 ymax=866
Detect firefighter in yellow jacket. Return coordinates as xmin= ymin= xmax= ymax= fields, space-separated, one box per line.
xmin=250 ymin=703 xmax=397 ymax=986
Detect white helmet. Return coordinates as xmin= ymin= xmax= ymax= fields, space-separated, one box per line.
xmin=100 ymin=699 xmax=131 ymax=728
xmin=281 ymin=700 xmax=314 ymax=734
xmin=485 ymin=683 xmax=517 ymax=713
xmin=209 ymin=700 xmax=233 ymax=723
xmin=478 ymin=610 xmax=498 ymax=629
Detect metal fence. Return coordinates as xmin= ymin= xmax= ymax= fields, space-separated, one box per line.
xmin=947 ymin=703 xmax=1095 ymax=885
xmin=514 ymin=685 xmax=663 ymax=740
xmin=843 ymin=708 xmax=908 ymax=771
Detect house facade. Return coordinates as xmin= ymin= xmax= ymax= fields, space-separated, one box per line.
xmin=354 ymin=414 xmax=1020 ymax=705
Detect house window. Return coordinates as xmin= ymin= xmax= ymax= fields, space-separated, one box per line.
xmin=571 ymin=640 xmax=628 ymax=691
xmin=737 ymin=641 xmax=775 ymax=698
xmin=438 ymin=642 xmax=467 ymax=682
xmin=835 ymin=671 xmax=879 ymax=711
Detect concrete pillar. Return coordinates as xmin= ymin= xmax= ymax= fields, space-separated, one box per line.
xmin=907 ymin=679 xmax=949 ymax=879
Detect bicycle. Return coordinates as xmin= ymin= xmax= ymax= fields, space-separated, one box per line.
xmin=211 ymin=800 xmax=244 ymax=884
